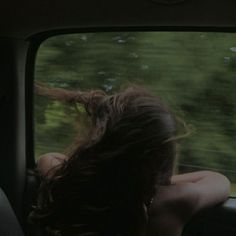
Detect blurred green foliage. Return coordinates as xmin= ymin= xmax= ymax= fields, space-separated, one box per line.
xmin=34 ymin=32 xmax=236 ymax=194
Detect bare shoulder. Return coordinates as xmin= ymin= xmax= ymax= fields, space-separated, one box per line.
xmin=147 ymin=183 xmax=201 ymax=236
xmin=37 ymin=152 xmax=69 ymax=177
xmin=150 ymin=183 xmax=199 ymax=222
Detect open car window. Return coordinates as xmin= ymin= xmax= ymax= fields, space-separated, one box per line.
xmin=34 ymin=32 xmax=236 ymax=195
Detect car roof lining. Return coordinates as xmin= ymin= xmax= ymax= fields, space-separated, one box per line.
xmin=1 ymin=0 xmax=236 ymax=38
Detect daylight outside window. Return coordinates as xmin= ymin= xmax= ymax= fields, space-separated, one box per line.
xmin=34 ymin=32 xmax=236 ymax=195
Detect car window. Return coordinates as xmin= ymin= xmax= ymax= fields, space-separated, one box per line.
xmin=34 ymin=32 xmax=236 ymax=195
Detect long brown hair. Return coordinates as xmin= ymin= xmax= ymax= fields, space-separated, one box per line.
xmin=30 ymin=85 xmax=177 ymax=236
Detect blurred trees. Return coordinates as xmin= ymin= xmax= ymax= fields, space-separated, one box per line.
xmin=35 ymin=32 xmax=236 ymax=189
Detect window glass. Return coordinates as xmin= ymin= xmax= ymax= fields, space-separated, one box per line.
xmin=35 ymin=32 xmax=236 ymax=195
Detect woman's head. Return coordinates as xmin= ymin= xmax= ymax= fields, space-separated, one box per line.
xmin=84 ymin=86 xmax=176 ymax=191
xmin=31 ymin=86 xmax=177 ymax=236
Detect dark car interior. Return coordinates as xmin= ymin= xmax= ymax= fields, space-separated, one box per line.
xmin=0 ymin=0 xmax=236 ymax=235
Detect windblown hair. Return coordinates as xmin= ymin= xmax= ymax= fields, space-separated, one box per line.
xmin=30 ymin=85 xmax=177 ymax=236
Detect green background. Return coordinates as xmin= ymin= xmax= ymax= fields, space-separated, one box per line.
xmin=34 ymin=32 xmax=236 ymax=194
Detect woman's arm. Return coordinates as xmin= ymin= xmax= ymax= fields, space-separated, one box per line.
xmin=148 ymin=171 xmax=230 ymax=236
xmin=37 ymin=152 xmax=69 ymax=177
xmin=171 ymin=171 xmax=230 ymax=211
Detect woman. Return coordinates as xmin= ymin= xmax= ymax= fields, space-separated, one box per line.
xmin=31 ymin=86 xmax=230 ymax=236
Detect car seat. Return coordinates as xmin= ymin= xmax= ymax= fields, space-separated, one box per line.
xmin=0 ymin=188 xmax=24 ymax=236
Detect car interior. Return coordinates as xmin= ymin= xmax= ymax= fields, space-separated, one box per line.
xmin=0 ymin=0 xmax=236 ymax=235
